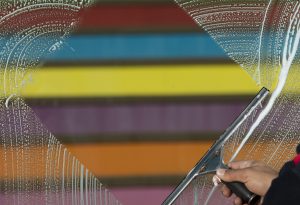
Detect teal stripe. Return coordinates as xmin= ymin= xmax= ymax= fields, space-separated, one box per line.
xmin=45 ymin=33 xmax=228 ymax=62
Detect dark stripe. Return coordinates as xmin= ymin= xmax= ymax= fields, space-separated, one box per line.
xmin=75 ymin=26 xmax=201 ymax=34
xmin=101 ymin=175 xmax=183 ymax=187
xmin=91 ymin=0 xmax=173 ymax=4
xmin=56 ymin=133 xmax=220 ymax=144
xmin=43 ymin=58 xmax=233 ymax=67
xmin=31 ymin=101 xmax=249 ymax=137
xmin=0 ymin=175 xmax=182 ymax=189
xmin=26 ymin=95 xmax=254 ymax=106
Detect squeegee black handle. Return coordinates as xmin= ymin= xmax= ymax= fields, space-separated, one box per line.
xmin=223 ymin=181 xmax=261 ymax=205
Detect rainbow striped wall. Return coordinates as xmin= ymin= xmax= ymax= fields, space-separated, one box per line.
xmin=25 ymin=1 xmax=260 ymax=204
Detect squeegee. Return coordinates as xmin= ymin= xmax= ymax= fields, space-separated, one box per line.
xmin=162 ymin=87 xmax=269 ymax=205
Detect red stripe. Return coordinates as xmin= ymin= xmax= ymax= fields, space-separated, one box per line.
xmin=1 ymin=7 xmax=80 ymax=33
xmin=78 ymin=4 xmax=197 ymax=30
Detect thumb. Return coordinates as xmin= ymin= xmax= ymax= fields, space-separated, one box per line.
xmin=217 ymin=168 xmax=248 ymax=183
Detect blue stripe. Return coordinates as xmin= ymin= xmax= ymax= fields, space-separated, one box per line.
xmin=45 ymin=33 xmax=229 ymax=61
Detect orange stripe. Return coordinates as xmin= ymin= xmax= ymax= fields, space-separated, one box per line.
xmin=66 ymin=141 xmax=213 ymax=177
xmin=0 ymin=142 xmax=213 ymax=179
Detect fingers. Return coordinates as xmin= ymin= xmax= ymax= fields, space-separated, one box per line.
xmin=221 ymin=184 xmax=246 ymax=205
xmin=258 ymin=197 xmax=264 ymax=205
xmin=228 ymin=161 xmax=254 ymax=169
xmin=221 ymin=184 xmax=232 ymax=197
xmin=234 ymin=197 xmax=243 ymax=205
xmin=216 ymin=168 xmax=249 ymax=183
xmin=228 ymin=160 xmax=262 ymax=169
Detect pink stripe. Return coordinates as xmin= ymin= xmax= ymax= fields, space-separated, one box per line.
xmin=111 ymin=187 xmax=174 ymax=205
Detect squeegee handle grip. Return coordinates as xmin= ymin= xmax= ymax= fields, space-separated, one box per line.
xmin=222 ymin=181 xmax=261 ymax=205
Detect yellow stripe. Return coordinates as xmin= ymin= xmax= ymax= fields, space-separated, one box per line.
xmin=21 ymin=64 xmax=259 ymax=97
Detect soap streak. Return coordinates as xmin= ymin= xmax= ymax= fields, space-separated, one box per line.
xmin=230 ymin=2 xmax=300 ymax=162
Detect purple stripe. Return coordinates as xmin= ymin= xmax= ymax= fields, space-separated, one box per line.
xmin=32 ymin=103 xmax=247 ymax=136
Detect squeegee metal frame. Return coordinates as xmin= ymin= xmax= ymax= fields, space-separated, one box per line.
xmin=161 ymin=87 xmax=269 ymax=205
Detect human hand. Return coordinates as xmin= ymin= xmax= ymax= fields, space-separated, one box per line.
xmin=216 ymin=161 xmax=278 ymax=205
